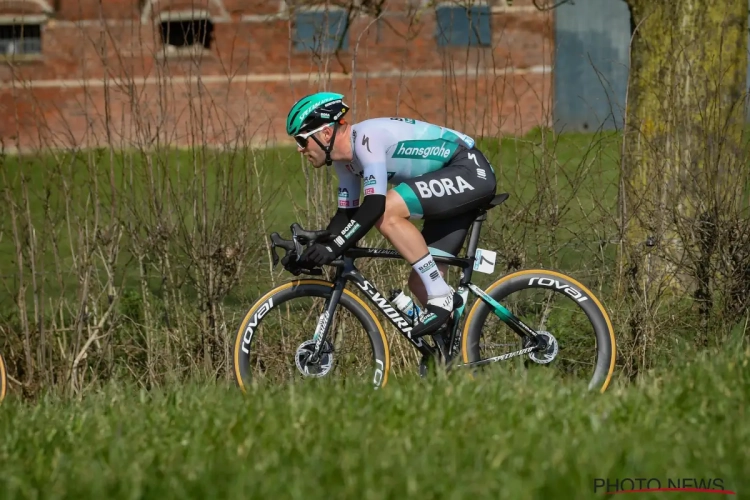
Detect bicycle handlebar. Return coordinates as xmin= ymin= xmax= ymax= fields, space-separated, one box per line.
xmin=269 ymin=222 xmax=338 ymax=276
xmin=270 ymin=232 xmax=295 ymax=252
xmin=289 ymin=223 xmax=332 ymax=245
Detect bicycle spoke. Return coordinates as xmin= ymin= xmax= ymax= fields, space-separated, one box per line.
xmin=245 ymin=295 xmax=375 ymax=385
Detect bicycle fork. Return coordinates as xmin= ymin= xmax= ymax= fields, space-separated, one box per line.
xmin=308 ymin=277 xmax=346 ymax=363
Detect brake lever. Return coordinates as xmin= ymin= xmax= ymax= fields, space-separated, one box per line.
xmin=270 ymin=238 xmax=280 ymax=267
xmin=271 ymin=232 xmax=295 ymax=251
xmin=289 ymin=224 xmax=305 ymax=257
xmin=270 ymin=226 xmax=326 ymax=277
xmin=270 ymin=232 xmax=300 ymax=269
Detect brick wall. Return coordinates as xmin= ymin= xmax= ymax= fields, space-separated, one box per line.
xmin=0 ymin=0 xmax=554 ymax=151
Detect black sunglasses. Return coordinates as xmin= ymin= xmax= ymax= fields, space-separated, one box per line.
xmin=294 ymin=124 xmax=329 ymax=149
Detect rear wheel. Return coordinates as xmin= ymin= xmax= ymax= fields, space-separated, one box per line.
xmin=461 ymin=269 xmax=616 ymax=392
xmin=232 ymin=280 xmax=390 ymax=391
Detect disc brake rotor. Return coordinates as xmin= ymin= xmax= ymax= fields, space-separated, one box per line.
xmin=295 ymin=339 xmax=334 ymax=377
xmin=529 ymin=331 xmax=558 ymax=364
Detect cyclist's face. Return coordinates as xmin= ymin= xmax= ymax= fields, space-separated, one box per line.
xmin=298 ymin=126 xmax=331 ymax=168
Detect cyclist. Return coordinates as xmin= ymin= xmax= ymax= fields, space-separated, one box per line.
xmin=286 ymin=92 xmax=497 ymax=339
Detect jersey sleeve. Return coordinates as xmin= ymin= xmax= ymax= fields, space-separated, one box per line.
xmin=353 ymin=128 xmax=389 ymax=198
xmin=323 ymin=126 xmax=389 ymax=257
xmin=334 ymin=162 xmax=361 ymax=209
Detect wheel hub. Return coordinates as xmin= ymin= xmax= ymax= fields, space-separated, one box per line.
xmin=295 ymin=339 xmax=334 ymax=377
xmin=529 ymin=331 xmax=558 ymax=364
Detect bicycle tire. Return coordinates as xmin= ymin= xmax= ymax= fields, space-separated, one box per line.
xmin=461 ymin=269 xmax=616 ymax=393
xmin=233 ymin=279 xmax=390 ymax=391
xmin=0 ymin=353 xmax=6 ymax=403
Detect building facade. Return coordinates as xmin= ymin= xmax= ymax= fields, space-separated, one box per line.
xmin=0 ymin=0 xmax=553 ymax=151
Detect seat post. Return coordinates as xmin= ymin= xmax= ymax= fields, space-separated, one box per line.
xmin=456 ymin=211 xmax=486 ymax=287
xmin=464 ymin=211 xmax=486 ymax=260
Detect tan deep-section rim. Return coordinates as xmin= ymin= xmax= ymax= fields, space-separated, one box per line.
xmin=461 ymin=269 xmax=616 ymax=393
xmin=233 ymin=279 xmax=390 ymax=392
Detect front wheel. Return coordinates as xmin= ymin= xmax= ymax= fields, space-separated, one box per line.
xmin=461 ymin=269 xmax=616 ymax=393
xmin=232 ymin=279 xmax=391 ymax=392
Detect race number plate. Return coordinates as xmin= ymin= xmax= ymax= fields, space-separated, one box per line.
xmin=473 ymin=248 xmax=497 ymax=274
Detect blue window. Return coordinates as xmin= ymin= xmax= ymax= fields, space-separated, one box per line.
xmin=435 ymin=5 xmax=491 ymax=47
xmin=294 ymin=9 xmax=349 ymax=53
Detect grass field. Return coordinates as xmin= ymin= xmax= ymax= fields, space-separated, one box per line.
xmin=1 ymin=344 xmax=747 ymax=499
xmin=1 ymin=131 xmax=748 ymax=498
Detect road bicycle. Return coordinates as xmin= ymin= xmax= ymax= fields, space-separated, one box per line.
xmin=0 ymin=353 xmax=6 ymax=403
xmin=232 ymin=193 xmax=616 ymax=393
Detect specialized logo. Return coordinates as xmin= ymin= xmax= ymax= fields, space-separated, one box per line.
xmin=297 ymin=98 xmax=341 ymax=124
xmin=415 ymin=177 xmax=474 ymax=198
xmin=313 ymin=311 xmax=330 ymax=341
xmin=468 ymin=152 xmax=480 ymax=167
xmin=362 ymin=134 xmax=371 ymax=153
xmin=528 ymin=277 xmax=590 ymax=303
xmin=353 ymin=278 xmax=424 ymax=347
xmin=241 ymin=297 xmax=274 ymax=353
xmin=364 ymin=175 xmax=376 ymax=187
xmin=393 ymin=140 xmax=457 ymax=160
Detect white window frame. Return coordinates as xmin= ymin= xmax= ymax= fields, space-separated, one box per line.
xmin=0 ymin=14 xmax=47 ymax=61
xmin=156 ymin=9 xmax=214 ymax=58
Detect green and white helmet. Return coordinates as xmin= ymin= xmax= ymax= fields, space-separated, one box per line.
xmin=285 ymin=92 xmax=350 ymax=136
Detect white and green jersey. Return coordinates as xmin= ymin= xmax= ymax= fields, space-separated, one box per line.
xmin=334 ymin=117 xmax=475 ymax=208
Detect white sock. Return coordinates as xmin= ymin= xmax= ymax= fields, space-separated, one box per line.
xmin=411 ymin=253 xmax=451 ymax=302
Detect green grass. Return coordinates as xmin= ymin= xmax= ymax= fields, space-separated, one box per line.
xmin=1 ymin=345 xmax=748 ymax=499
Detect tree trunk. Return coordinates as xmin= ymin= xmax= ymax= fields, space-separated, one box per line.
xmin=620 ymin=0 xmax=748 ymax=370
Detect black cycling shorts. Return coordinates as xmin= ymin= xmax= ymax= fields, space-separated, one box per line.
xmin=392 ymin=146 xmax=497 ymax=257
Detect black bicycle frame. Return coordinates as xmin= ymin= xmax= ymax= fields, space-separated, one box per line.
xmin=307 ymin=210 xmax=541 ymax=365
